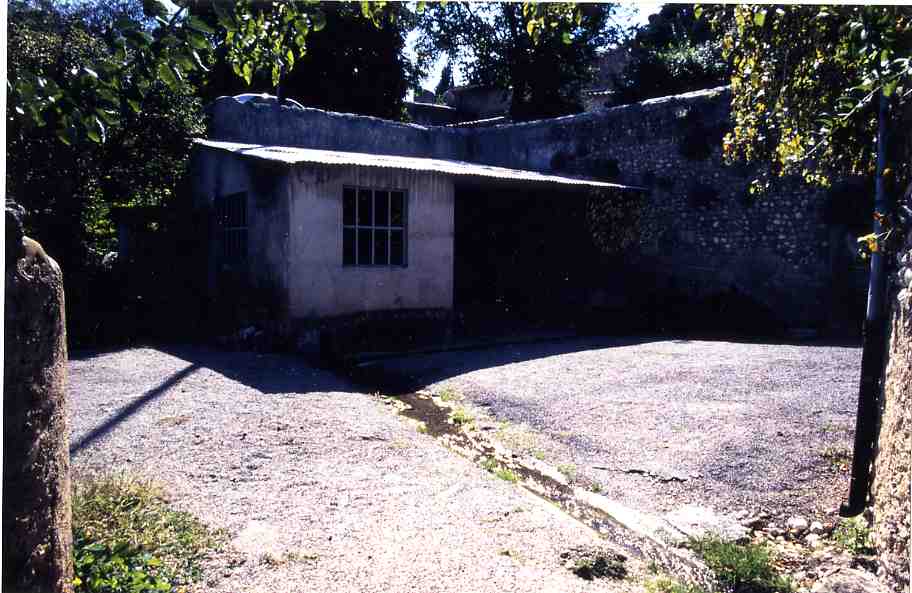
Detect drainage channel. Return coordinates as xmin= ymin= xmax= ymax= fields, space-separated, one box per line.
xmin=350 ymin=361 xmax=714 ymax=589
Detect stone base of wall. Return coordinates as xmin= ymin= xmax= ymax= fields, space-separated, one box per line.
xmin=289 ymin=308 xmax=458 ymax=365
xmin=872 ymin=239 xmax=912 ymax=593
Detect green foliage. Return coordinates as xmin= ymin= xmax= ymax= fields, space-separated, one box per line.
xmin=435 ymin=60 xmax=454 ymax=102
xmin=702 ymin=5 xmax=912 ymax=190
xmin=612 ymin=5 xmax=729 ymax=105
xmin=568 ymin=551 xmax=627 ymax=581
xmin=832 ymin=516 xmax=875 ymax=554
xmin=481 ymin=456 xmax=499 ymax=472
xmin=8 ymin=0 xmax=204 ymax=255
xmin=8 ymin=0 xmax=212 ymax=146
xmin=480 ymin=456 xmax=519 ymax=482
xmin=72 ymin=474 xmax=222 ymax=593
xmin=645 ymin=576 xmax=707 ymax=593
xmin=557 ymin=463 xmax=577 ymax=481
xmin=74 ymin=539 xmax=171 ymax=593
xmin=449 ymin=407 xmax=475 ymax=426
xmin=437 ymin=386 xmax=461 ymax=402
xmin=687 ymin=535 xmax=793 ymax=593
xmin=414 ymin=2 xmax=620 ymax=120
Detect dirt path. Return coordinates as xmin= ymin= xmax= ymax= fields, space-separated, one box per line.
xmin=358 ymin=336 xmax=862 ymax=521
xmin=69 ymin=346 xmax=647 ymax=593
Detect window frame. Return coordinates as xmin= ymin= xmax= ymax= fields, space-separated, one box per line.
xmin=342 ymin=185 xmax=408 ymax=268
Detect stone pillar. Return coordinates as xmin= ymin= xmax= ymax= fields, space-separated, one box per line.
xmin=3 ymin=203 xmax=73 ymax=593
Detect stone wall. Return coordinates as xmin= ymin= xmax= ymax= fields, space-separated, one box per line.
xmin=468 ymin=87 xmax=865 ymax=329
xmin=207 ymin=88 xmax=869 ymax=330
xmin=872 ymin=192 xmax=912 ymax=593
xmin=208 ymin=97 xmax=471 ymax=161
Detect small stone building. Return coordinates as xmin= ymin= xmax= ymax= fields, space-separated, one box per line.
xmin=191 ymin=120 xmax=637 ymax=345
xmin=193 ymin=88 xmax=868 ymax=347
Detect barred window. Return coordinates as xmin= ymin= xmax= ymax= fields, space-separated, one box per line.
xmin=343 ymin=186 xmax=407 ymax=266
xmin=214 ymin=192 xmax=247 ymax=261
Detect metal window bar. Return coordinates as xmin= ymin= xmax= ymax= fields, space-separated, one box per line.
xmin=216 ymin=192 xmax=248 ymax=261
xmin=343 ymin=186 xmax=406 ymax=267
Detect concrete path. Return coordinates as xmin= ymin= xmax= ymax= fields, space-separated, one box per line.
xmin=69 ymin=346 xmax=647 ymax=593
xmin=359 ymin=336 xmax=862 ymax=521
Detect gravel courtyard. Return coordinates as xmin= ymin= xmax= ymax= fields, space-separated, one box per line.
xmin=361 ymin=336 xmax=863 ymax=520
xmin=69 ymin=346 xmax=646 ymax=593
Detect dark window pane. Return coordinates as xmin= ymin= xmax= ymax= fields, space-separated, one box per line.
xmin=358 ymin=189 xmax=372 ymax=226
xmin=390 ymin=192 xmax=404 ymax=226
xmin=343 ymin=188 xmax=356 ymax=226
xmin=358 ymin=229 xmax=372 ymax=265
xmin=374 ymin=229 xmax=389 ymax=265
xmin=375 ymin=190 xmax=389 ymax=226
xmin=343 ymin=228 xmax=355 ymax=265
xmin=390 ymin=229 xmax=404 ymax=266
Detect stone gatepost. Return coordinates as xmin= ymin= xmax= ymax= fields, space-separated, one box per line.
xmin=3 ymin=203 xmax=73 ymax=593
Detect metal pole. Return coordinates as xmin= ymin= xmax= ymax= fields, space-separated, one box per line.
xmin=841 ymin=90 xmax=891 ymax=517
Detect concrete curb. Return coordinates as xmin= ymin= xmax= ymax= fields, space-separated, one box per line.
xmin=392 ymin=389 xmax=720 ymax=591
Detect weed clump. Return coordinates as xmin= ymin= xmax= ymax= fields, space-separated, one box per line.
xmin=557 ymin=463 xmax=577 ymax=481
xmin=687 ymin=535 xmax=792 ymax=593
xmin=438 ymin=387 xmax=461 ymax=402
xmin=480 ymin=457 xmax=519 ymax=483
xmin=560 ymin=547 xmax=627 ymax=581
xmin=72 ymin=474 xmax=222 ymax=593
xmin=449 ymin=407 xmax=474 ymax=427
xmin=645 ymin=576 xmax=706 ymax=593
xmin=831 ymin=516 xmax=874 ymax=555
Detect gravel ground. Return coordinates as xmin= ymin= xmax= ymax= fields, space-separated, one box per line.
xmin=69 ymin=346 xmax=647 ymax=593
xmin=364 ymin=336 xmax=862 ymax=521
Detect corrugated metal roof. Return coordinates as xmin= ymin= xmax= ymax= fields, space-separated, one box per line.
xmin=194 ymin=139 xmax=641 ymax=191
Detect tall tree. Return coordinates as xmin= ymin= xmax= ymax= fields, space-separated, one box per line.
xmin=435 ymin=59 xmax=454 ymax=102
xmin=611 ymin=4 xmax=729 ymax=105
xmin=414 ymin=2 xmax=620 ymax=121
xmin=196 ymin=2 xmax=416 ymax=119
xmin=702 ymin=5 xmax=912 ymax=191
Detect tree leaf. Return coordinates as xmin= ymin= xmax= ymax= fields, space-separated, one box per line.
xmin=311 ymin=10 xmax=326 ymax=32
xmin=753 ymin=10 xmax=766 ymax=27
xmin=157 ymin=61 xmax=178 ymax=89
xmin=188 ymin=31 xmax=210 ymax=50
xmin=187 ymin=15 xmax=216 ymax=35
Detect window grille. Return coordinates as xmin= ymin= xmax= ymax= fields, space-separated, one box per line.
xmin=214 ymin=192 xmax=247 ymax=261
xmin=342 ymin=186 xmax=407 ymax=267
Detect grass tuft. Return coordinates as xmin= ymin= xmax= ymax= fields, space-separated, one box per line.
xmin=438 ymin=386 xmax=461 ymax=402
xmin=571 ymin=554 xmax=627 ymax=581
xmin=687 ymin=535 xmax=792 ymax=593
xmin=72 ymin=473 xmax=222 ymax=593
xmin=449 ymin=407 xmax=475 ymax=427
xmin=480 ymin=456 xmax=519 ymax=482
xmin=645 ymin=576 xmax=707 ymax=593
xmin=557 ymin=463 xmax=577 ymax=481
